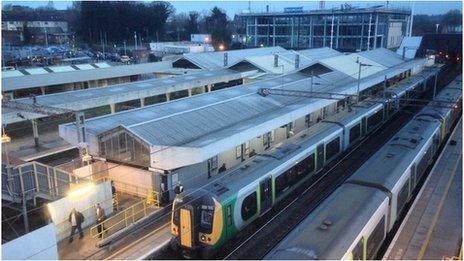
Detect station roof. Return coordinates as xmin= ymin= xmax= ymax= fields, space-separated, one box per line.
xmin=3 ymin=69 xmax=249 ymax=124
xmin=59 ymin=48 xmax=427 ymax=170
xmin=174 ymin=46 xmax=339 ymax=73
xmin=2 ymin=61 xmax=174 ymax=91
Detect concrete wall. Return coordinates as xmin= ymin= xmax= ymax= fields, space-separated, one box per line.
xmin=107 ymin=162 xmax=154 ymax=197
xmin=2 ymin=224 xmax=58 ymax=260
xmin=47 ymin=181 xmax=113 ymax=242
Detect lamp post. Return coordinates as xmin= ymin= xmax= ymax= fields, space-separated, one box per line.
xmin=356 ymin=57 xmax=372 ymax=104
xmin=134 ymin=31 xmax=138 ymax=50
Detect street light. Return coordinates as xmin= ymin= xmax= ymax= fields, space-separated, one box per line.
xmin=355 ymin=57 xmax=373 ymax=104
xmin=218 ymin=44 xmax=225 ymax=51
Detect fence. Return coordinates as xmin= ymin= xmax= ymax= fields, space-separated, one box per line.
xmin=2 ymin=161 xmax=87 ymax=203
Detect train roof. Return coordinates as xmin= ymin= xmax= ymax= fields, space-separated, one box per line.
xmin=203 ymin=100 xmax=382 ymax=201
xmin=347 ymin=116 xmax=439 ymax=192
xmin=416 ymin=75 xmax=462 ymax=121
xmin=265 ymin=183 xmax=388 ymax=260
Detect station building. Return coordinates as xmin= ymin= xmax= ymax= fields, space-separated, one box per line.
xmin=59 ymin=46 xmax=437 ymax=202
xmin=235 ymin=6 xmax=411 ymax=51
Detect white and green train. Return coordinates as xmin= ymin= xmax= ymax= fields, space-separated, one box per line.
xmin=265 ymin=76 xmax=462 ymax=260
xmin=169 ymin=75 xmax=456 ymax=258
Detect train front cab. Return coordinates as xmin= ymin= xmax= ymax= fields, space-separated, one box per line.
xmin=171 ymin=191 xmax=224 ymax=258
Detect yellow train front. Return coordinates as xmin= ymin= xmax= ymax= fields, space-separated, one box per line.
xmin=170 ymin=189 xmax=227 ymax=258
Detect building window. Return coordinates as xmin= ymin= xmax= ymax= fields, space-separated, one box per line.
xmin=236 ymin=145 xmax=242 ymax=159
xmin=241 ymin=192 xmax=257 ymax=221
xmin=208 ymin=156 xmax=218 ymax=171
xmin=305 ymin=114 xmax=312 ymax=128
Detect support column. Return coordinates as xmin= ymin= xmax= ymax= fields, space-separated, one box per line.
xmin=335 ymin=18 xmax=340 ymax=49
xmin=166 ymin=92 xmax=171 ymax=101
xmin=140 ymin=98 xmax=145 ymax=107
xmin=207 ymin=84 xmax=212 ymax=92
xmin=188 ymin=88 xmax=193 ymax=97
xmin=433 ymin=73 xmax=438 ymax=99
xmin=383 ymin=75 xmax=387 ymax=99
xmin=110 ymin=103 xmax=116 ymax=114
xmin=374 ymin=14 xmax=379 ymax=49
xmin=32 ymin=119 xmax=39 ymax=147
xmin=273 ymin=17 xmax=276 ymax=46
xmin=18 ymin=168 xmax=29 ymax=233
xmin=40 ymin=87 xmax=46 ymax=95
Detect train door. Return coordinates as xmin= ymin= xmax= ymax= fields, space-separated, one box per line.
xmin=179 ymin=207 xmax=194 ymax=248
xmin=225 ymin=205 xmax=234 ymax=240
xmin=316 ymin=143 xmax=325 ymax=171
xmin=260 ymin=177 xmax=272 ymax=214
xmin=361 ymin=117 xmax=367 ymax=137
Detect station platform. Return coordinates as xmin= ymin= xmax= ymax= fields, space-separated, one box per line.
xmin=57 ymin=193 xmax=164 ymax=260
xmin=384 ymin=119 xmax=462 ymax=260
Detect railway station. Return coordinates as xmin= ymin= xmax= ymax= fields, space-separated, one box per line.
xmin=58 ymin=47 xmax=437 ymax=204
xmin=1 ymin=3 xmax=462 ymax=258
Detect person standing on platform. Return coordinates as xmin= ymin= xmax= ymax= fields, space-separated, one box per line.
xmin=68 ymin=208 xmax=84 ymax=243
xmin=95 ymin=203 xmax=106 ymax=238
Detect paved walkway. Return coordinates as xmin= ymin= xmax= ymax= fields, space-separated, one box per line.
xmin=57 ymin=193 xmax=158 ymax=260
xmin=384 ymin=119 xmax=462 ymax=260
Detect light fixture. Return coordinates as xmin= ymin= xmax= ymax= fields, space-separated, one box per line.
xmin=68 ymin=183 xmax=95 ymax=199
xmin=218 ymin=44 xmax=225 ymax=51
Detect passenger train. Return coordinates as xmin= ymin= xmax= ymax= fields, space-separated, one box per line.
xmin=169 ymin=70 xmax=451 ymax=258
xmin=265 ymin=76 xmax=462 ymax=260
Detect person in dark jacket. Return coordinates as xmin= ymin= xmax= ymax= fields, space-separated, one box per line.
xmin=95 ymin=203 xmax=106 ymax=238
xmin=218 ymin=163 xmax=227 ymax=173
xmin=68 ymin=208 xmax=84 ymax=243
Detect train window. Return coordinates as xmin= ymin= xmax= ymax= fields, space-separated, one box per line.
xmin=397 ymin=179 xmax=410 ymax=215
xmin=241 ymin=192 xmax=257 ymax=221
xmin=275 ymin=173 xmax=288 ymax=198
xmin=307 ymin=153 xmax=315 ymax=173
xmin=367 ymin=110 xmax=384 ymax=131
xmin=366 ymin=216 xmax=385 ymax=259
xmin=325 ymin=137 xmax=340 ymax=162
xmin=349 ymin=124 xmax=361 ymax=143
xmin=416 ymin=148 xmax=431 ymax=181
xmin=352 ymin=238 xmax=364 ymax=260
xmin=286 ymin=168 xmax=298 ymax=186
xmin=200 ymin=208 xmax=214 ymax=229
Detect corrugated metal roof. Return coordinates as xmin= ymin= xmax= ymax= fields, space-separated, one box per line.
xmin=2 ymin=61 xmax=173 ymax=91
xmin=319 ymin=53 xmax=387 ymax=79
xmin=3 ymin=69 xmax=246 ymax=124
xmin=358 ymin=48 xmax=405 ymax=67
xmin=298 ymin=47 xmax=342 ymax=60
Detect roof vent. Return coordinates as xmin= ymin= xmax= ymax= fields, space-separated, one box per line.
xmin=295 ymin=54 xmax=300 ymax=69
xmin=223 ymin=52 xmax=228 ymax=67
xmin=323 ymin=219 xmax=332 ymax=226
xmin=410 ymin=138 xmax=418 ymax=144
xmin=319 ymin=224 xmax=328 ymax=230
xmin=240 ymin=164 xmax=250 ymax=170
xmin=386 ymin=153 xmax=395 ymax=158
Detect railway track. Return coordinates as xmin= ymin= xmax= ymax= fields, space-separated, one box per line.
xmin=220 ymin=65 xmax=461 ymax=260
xmin=148 ymin=64 xmax=460 ymax=260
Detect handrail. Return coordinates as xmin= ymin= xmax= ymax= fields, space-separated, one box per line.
xmin=89 ymin=196 xmax=159 ymax=239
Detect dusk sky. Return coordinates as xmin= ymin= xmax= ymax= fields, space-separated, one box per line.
xmin=2 ymin=1 xmax=463 ymax=17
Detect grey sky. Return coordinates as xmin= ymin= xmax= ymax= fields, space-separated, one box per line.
xmin=3 ymin=0 xmax=462 ymax=17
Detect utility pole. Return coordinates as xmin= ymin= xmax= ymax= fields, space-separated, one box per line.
xmin=123 ymin=40 xmax=127 ymax=56
xmin=134 ymin=31 xmax=138 ymax=50
xmin=44 ymin=27 xmax=48 ymax=47
xmin=356 ymin=57 xmax=372 ymax=104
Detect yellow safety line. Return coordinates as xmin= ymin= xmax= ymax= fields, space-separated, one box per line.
xmin=105 ymin=222 xmax=170 ymax=260
xmin=417 ymin=150 xmax=461 ymax=259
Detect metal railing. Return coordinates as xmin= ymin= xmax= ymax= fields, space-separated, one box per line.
xmin=2 ymin=161 xmax=87 ymax=202
xmin=89 ymin=197 xmax=159 ymax=239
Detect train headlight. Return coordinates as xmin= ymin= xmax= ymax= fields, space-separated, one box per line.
xmin=200 ymin=235 xmax=206 ymax=242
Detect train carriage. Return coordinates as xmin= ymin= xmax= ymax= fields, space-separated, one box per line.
xmin=265 ymin=184 xmax=389 ymax=260
xmin=170 ymin=100 xmax=388 ymax=257
xmin=265 ymin=76 xmax=462 ymax=261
